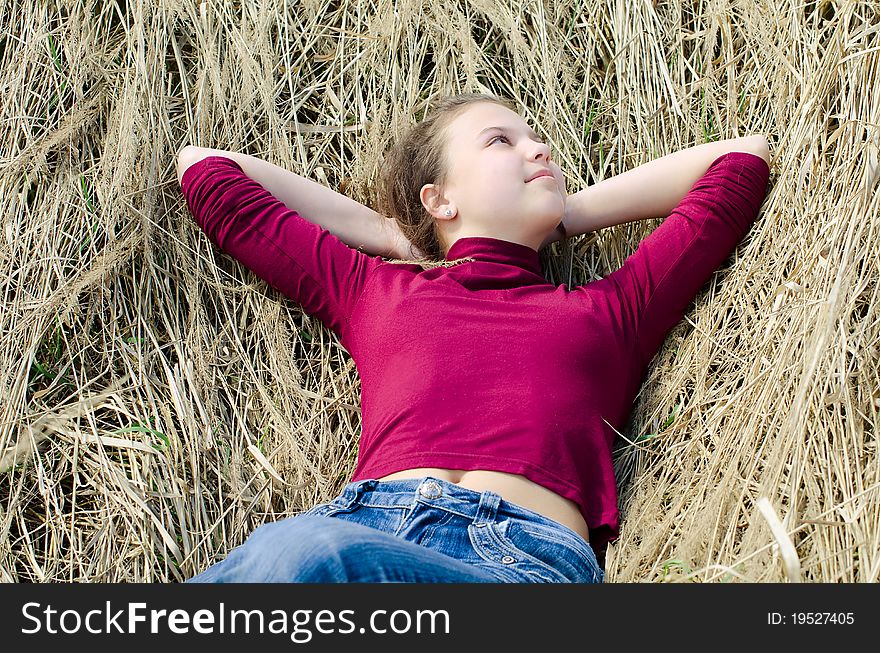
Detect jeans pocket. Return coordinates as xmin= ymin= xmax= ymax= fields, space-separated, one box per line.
xmin=493 ymin=518 xmax=601 ymax=583
xmin=466 ymin=519 xmax=564 ymax=583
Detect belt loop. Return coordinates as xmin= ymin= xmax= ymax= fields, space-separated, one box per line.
xmin=347 ymin=478 xmax=377 ymax=504
xmin=473 ymin=491 xmax=501 ymax=526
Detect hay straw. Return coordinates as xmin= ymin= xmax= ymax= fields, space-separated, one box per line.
xmin=1 ymin=0 xmax=877 ymax=582
xmin=756 ymin=497 xmax=802 ymax=583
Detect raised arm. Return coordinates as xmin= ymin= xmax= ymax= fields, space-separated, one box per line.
xmin=548 ymin=135 xmax=769 ymax=242
xmin=176 ymin=146 xmax=420 ymax=259
xmin=179 ymin=155 xmax=389 ymax=343
xmin=589 ymin=148 xmax=772 ymax=371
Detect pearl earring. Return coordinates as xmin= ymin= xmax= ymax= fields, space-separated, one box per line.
xmin=445 ymin=209 xmax=453 ymax=216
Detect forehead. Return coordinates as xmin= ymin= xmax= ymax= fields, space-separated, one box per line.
xmin=448 ymin=102 xmax=534 ymax=140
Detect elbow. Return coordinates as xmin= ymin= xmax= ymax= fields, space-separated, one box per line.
xmin=176 ymin=145 xmax=204 ymax=185
xmin=743 ymin=134 xmax=770 ymax=167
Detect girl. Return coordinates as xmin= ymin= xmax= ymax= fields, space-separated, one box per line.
xmin=178 ymin=92 xmax=770 ymax=583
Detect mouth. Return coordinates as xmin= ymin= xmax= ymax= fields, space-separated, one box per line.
xmin=526 ymin=171 xmax=554 ymax=183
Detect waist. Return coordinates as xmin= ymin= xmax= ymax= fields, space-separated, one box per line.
xmin=375 ymin=467 xmax=589 ymax=543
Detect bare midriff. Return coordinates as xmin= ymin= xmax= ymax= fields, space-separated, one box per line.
xmin=376 ymin=468 xmax=590 ymax=543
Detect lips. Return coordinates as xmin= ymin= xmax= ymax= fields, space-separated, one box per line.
xmin=526 ymin=169 xmax=554 ymax=182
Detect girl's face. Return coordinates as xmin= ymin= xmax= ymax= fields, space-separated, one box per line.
xmin=421 ymin=102 xmax=567 ymax=250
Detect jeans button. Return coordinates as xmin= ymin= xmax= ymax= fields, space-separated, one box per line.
xmin=501 ymin=556 xmax=516 ymax=564
xmin=418 ymin=480 xmax=442 ymax=499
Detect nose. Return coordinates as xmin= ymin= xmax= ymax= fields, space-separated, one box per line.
xmin=529 ymin=140 xmax=552 ymax=163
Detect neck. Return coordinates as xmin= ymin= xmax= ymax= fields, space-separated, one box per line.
xmin=441 ymin=230 xmax=544 ymax=256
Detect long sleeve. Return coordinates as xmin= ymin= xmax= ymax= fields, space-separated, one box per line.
xmin=592 ymin=151 xmax=771 ymax=371
xmin=180 ymin=156 xmax=383 ymax=343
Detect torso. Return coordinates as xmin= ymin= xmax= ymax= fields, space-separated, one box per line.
xmin=376 ymin=468 xmax=590 ymax=543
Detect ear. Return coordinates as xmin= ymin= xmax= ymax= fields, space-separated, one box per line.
xmin=420 ymin=183 xmax=455 ymax=221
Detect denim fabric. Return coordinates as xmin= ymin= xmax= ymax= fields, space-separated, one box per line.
xmin=188 ymin=476 xmax=604 ymax=584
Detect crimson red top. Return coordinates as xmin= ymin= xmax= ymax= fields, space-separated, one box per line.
xmin=181 ymin=151 xmax=770 ymax=558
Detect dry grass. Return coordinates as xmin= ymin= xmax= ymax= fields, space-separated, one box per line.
xmin=0 ymin=0 xmax=877 ymax=582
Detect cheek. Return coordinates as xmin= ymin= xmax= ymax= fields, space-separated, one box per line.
xmin=554 ymin=170 xmax=567 ymax=194
xmin=485 ymin=169 xmax=513 ymax=189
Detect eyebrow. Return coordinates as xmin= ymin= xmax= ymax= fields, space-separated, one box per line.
xmin=477 ymin=125 xmax=543 ymax=141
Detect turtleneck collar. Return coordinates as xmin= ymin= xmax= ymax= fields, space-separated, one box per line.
xmin=444 ymin=236 xmax=542 ymax=275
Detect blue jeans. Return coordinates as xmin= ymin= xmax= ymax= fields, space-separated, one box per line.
xmin=188 ymin=476 xmax=604 ymax=583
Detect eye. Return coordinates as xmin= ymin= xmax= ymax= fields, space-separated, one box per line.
xmin=488 ymin=134 xmax=509 ymax=145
